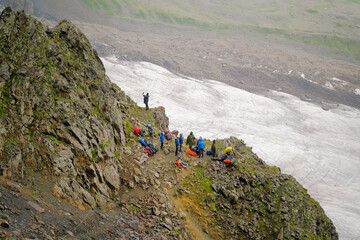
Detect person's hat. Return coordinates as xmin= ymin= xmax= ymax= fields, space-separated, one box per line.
xmin=147 ymin=124 xmax=151 ymax=127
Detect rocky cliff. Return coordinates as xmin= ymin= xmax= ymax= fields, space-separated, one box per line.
xmin=0 ymin=6 xmax=168 ymax=210
xmin=0 ymin=8 xmax=337 ymax=240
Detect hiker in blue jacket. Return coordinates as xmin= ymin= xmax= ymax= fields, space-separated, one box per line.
xmin=175 ymin=137 xmax=180 ymax=156
xmin=197 ymin=137 xmax=205 ymax=158
xmin=179 ymin=133 xmax=184 ymax=152
xmin=160 ymin=132 xmax=164 ymax=150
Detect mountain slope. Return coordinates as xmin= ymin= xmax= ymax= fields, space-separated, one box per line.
xmin=0 ymin=8 xmax=338 ymax=239
xmin=3 ymin=0 xmax=360 ymax=62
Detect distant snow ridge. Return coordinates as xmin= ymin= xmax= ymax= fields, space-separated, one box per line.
xmin=102 ymin=56 xmax=360 ymax=240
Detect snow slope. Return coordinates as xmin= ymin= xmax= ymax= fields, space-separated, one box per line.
xmin=102 ymin=56 xmax=360 ymax=240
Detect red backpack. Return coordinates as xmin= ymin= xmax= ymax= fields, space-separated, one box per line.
xmin=134 ymin=126 xmax=140 ymax=134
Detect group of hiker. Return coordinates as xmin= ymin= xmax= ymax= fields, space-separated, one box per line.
xmin=135 ymin=124 xmax=234 ymax=166
xmin=139 ymin=91 xmax=234 ymax=167
xmin=175 ymin=132 xmax=234 ymax=166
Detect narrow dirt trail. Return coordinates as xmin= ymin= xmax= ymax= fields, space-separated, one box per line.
xmin=132 ymin=135 xmax=216 ymax=240
xmin=169 ymin=170 xmax=213 ymax=240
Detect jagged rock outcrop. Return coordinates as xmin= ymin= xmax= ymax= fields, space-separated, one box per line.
xmin=178 ymin=137 xmax=338 ymax=239
xmin=0 ymin=0 xmax=33 ymax=14
xmin=0 ymin=7 xmax=168 ymax=209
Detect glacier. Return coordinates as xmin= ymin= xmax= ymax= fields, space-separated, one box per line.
xmin=102 ymin=56 xmax=360 ymax=240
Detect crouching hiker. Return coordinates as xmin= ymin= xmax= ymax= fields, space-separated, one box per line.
xmin=165 ymin=130 xmax=173 ymax=140
xmin=197 ymin=137 xmax=205 ymax=158
xmin=212 ymin=146 xmax=234 ymax=165
xmin=147 ymin=124 xmax=155 ymax=137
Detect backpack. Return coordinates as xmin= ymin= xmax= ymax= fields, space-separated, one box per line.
xmin=148 ymin=127 xmax=155 ymax=136
xmin=134 ymin=126 xmax=140 ymax=135
xmin=191 ymin=146 xmax=199 ymax=153
xmin=139 ymin=129 xmax=146 ymax=137
xmin=147 ymin=142 xmax=158 ymax=154
xmin=223 ymin=155 xmax=234 ymax=164
xmin=148 ymin=146 xmax=158 ymax=154
xmin=206 ymin=150 xmax=212 ymax=155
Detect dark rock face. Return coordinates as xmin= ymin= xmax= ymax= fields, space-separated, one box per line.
xmin=0 ymin=7 xmax=168 ymax=209
xmin=180 ymin=137 xmax=338 ymax=240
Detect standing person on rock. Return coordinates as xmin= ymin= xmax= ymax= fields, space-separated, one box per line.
xmin=186 ymin=131 xmax=195 ymax=149
xmin=160 ymin=132 xmax=164 ymax=150
xmin=179 ymin=133 xmax=184 ymax=152
xmin=211 ymin=140 xmax=217 ymax=157
xmin=142 ymin=92 xmax=149 ymax=110
xmin=197 ymin=137 xmax=205 ymax=158
xmin=175 ymin=136 xmax=180 ymax=156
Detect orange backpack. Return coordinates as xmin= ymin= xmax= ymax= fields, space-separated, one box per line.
xmin=224 ymin=159 xmax=231 ymax=164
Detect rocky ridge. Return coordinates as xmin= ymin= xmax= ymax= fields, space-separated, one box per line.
xmin=0 ymin=8 xmax=338 ymax=239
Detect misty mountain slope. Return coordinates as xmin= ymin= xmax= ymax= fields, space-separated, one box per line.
xmin=1 ymin=0 xmax=360 ymax=112
xmin=2 ymin=0 xmax=360 ymax=62
xmin=0 ymin=8 xmax=339 ymax=239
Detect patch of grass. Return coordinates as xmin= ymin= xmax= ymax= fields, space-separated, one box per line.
xmin=209 ymin=201 xmax=216 ymax=211
xmin=335 ymin=23 xmax=342 ymax=28
xmin=183 ymin=165 xmax=214 ymax=203
xmin=91 ymin=98 xmax=100 ymax=116
xmin=49 ymin=135 xmax=65 ymax=144
xmin=306 ymin=9 xmax=318 ymax=14
xmin=125 ymin=139 xmax=134 ymax=147
xmin=268 ymin=165 xmax=281 ymax=175
xmin=81 ymin=0 xmax=122 ymax=14
xmin=0 ymin=85 xmax=11 ymax=116
xmin=123 ymin=117 xmax=133 ymax=137
xmin=346 ymin=0 xmax=360 ymax=3
xmin=134 ymin=10 xmax=146 ymax=19
xmin=297 ymin=34 xmax=360 ymax=61
xmin=253 ymin=25 xmax=360 ymax=61
xmin=152 ymin=9 xmax=213 ymax=31
xmin=91 ymin=147 xmax=98 ymax=163
xmin=110 ymin=0 xmax=122 ymax=10
xmin=10 ymin=139 xmax=17 ymax=145
xmin=215 ymin=140 xmax=223 ymax=151
xmin=129 ymin=204 xmax=140 ymax=212
xmin=128 ymin=105 xmax=155 ymax=127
